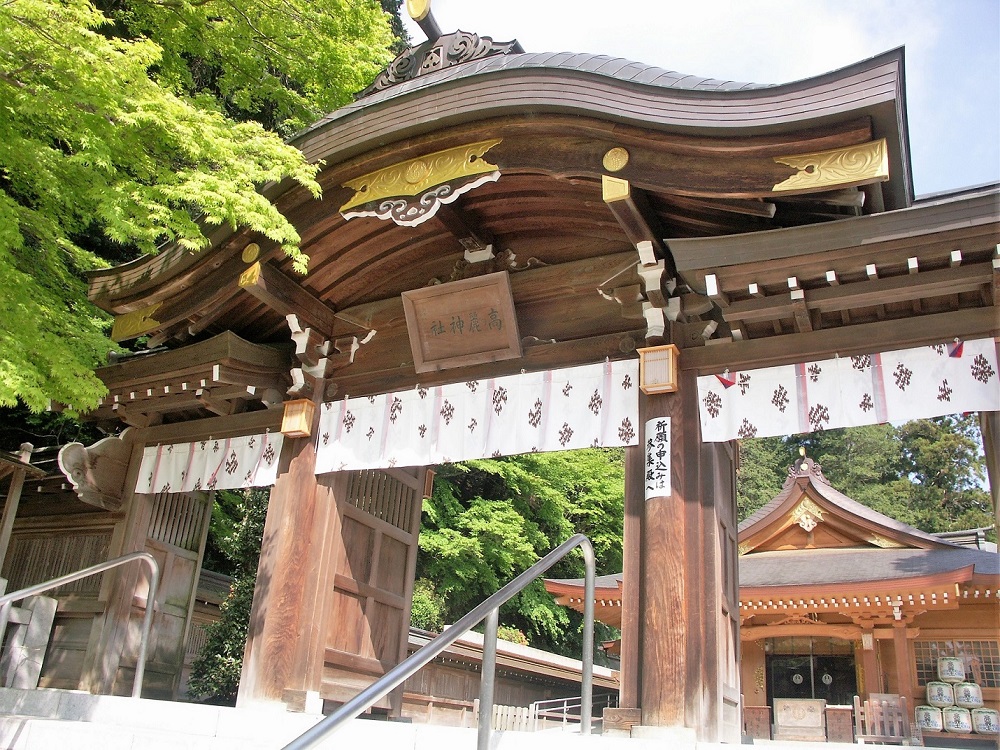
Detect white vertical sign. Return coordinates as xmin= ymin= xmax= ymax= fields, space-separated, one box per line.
xmin=644 ymin=416 xmax=671 ymax=500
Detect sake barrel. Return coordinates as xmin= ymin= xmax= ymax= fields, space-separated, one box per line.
xmin=942 ymin=706 xmax=973 ymax=733
xmin=926 ymin=681 xmax=955 ymax=707
xmin=937 ymin=656 xmax=966 ymax=683
xmin=914 ymin=705 xmax=943 ymax=732
xmin=953 ymin=681 xmax=983 ymax=709
xmin=971 ymin=707 xmax=999 ymax=734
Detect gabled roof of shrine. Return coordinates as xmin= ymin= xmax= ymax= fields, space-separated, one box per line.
xmin=545 ymin=457 xmax=998 ymax=627
xmin=738 ymin=455 xmax=955 ymax=553
xmin=78 ymin=26 xmax=1000 ymax=425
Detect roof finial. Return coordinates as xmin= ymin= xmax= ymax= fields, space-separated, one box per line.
xmin=799 ymin=446 xmax=806 ymax=458
xmin=406 ymin=0 xmax=441 ymax=40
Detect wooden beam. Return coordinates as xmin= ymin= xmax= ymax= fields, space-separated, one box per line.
xmin=142 ymin=407 xmax=282 ymax=444
xmin=0 ymin=445 xmax=34 ymax=569
xmin=242 ymin=262 xmax=338 ymax=336
xmin=681 ymin=307 xmax=999 ymax=372
xmin=663 ymin=194 xmax=777 ymax=218
xmin=602 ymin=176 xmax=677 ymax=276
xmin=721 ymin=263 xmax=994 ymax=323
xmin=992 ymin=254 xmax=1000 ymax=307
xmin=328 ymin=329 xmax=646 ymax=399
xmin=790 ymin=289 xmax=812 ymax=332
xmin=434 ymin=204 xmax=494 ymax=258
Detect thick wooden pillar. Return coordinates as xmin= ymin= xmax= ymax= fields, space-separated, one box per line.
xmin=621 ymin=369 xmax=740 ymax=742
xmin=859 ymin=627 xmax=880 ymax=697
xmin=892 ymin=625 xmax=915 ymax=706
xmin=238 ymin=432 xmax=333 ymax=709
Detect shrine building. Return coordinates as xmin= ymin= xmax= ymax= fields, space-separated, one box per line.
xmin=544 ymin=455 xmax=1000 ymax=740
xmin=1 ymin=4 xmax=998 ymax=744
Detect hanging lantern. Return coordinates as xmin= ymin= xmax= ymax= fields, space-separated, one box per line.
xmin=280 ymin=399 xmax=316 ymax=438
xmin=637 ymin=344 xmax=679 ymax=394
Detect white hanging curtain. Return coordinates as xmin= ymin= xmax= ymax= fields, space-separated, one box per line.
xmin=135 ymin=432 xmax=284 ymax=494
xmin=314 ymin=360 xmax=640 ymax=473
xmin=697 ymin=338 xmax=1000 ymax=442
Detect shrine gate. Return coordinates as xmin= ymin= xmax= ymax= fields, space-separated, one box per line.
xmin=33 ymin=9 xmax=1000 ymax=744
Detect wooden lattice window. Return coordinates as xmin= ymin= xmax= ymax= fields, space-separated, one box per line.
xmin=147 ymin=492 xmax=209 ymax=551
xmin=3 ymin=530 xmax=112 ymax=595
xmin=914 ymin=640 xmax=1000 ymax=688
xmin=346 ymin=470 xmax=418 ymax=534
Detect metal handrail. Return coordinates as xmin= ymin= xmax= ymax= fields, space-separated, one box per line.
xmin=0 ymin=551 xmax=160 ymax=699
xmin=531 ymin=692 xmax=618 ymax=732
xmin=283 ymin=533 xmax=596 ymax=750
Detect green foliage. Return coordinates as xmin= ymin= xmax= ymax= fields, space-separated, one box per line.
xmin=496 ymin=625 xmax=529 ymax=646
xmin=740 ymin=418 xmax=992 ymax=535
xmin=736 ymin=436 xmax=795 ymax=521
xmin=102 ymin=0 xmax=395 ymax=135
xmin=0 ymin=403 xmax=105 ymax=453
xmin=409 ymin=577 xmax=445 ymax=632
xmin=419 ymin=450 xmax=624 ymax=655
xmin=188 ymin=488 xmax=268 ymax=703
xmin=201 ymin=489 xmax=244 ymax=575
xmin=0 ymin=0 xmax=395 ymax=412
xmin=897 ymin=415 xmax=993 ymax=533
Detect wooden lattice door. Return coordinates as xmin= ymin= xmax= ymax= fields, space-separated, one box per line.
xmin=322 ymin=467 xmax=425 ymax=713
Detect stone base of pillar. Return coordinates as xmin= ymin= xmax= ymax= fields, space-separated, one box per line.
xmin=632 ymin=724 xmax=698 ymax=746
xmin=281 ymin=688 xmax=325 ymax=715
xmin=603 ymin=707 xmax=641 ymax=737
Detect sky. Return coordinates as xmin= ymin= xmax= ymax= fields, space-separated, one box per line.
xmin=401 ymin=0 xmax=1000 ymax=197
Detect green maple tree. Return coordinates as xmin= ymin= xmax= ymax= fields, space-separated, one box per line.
xmin=0 ymin=0 xmax=395 ymax=412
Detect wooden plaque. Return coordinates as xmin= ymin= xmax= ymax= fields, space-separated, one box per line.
xmin=401 ymin=271 xmax=521 ymax=373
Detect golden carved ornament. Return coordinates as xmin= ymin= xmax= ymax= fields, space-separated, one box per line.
xmin=339 ymin=139 xmax=502 ymax=213
xmin=406 ymin=0 xmax=430 ymax=21
xmin=755 ymin=666 xmax=765 ymax=694
xmin=772 ymin=138 xmax=889 ymax=193
xmin=603 ymin=147 xmax=630 ymax=172
xmin=111 ymin=302 xmax=162 ymax=342
xmin=791 ymin=497 xmax=824 ymax=532
xmin=737 ymin=542 xmax=752 ymax=556
xmin=242 ymin=243 xmax=260 ymax=263
xmin=238 ymin=261 xmax=261 ymax=288
xmin=868 ymin=534 xmax=905 ymax=549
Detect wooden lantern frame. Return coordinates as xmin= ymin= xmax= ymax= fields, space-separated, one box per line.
xmin=637 ymin=344 xmax=680 ymax=394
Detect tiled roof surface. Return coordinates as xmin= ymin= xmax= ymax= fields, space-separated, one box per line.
xmin=302 ymin=51 xmax=767 ymax=136
xmin=740 ymin=546 xmax=998 ymax=587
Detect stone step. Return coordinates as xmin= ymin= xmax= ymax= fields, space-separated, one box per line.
xmin=0 ymin=687 xmax=659 ymax=750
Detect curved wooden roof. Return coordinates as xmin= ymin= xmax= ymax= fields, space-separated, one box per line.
xmin=86 ymin=35 xmax=989 ymax=421
xmin=738 ymin=456 xmax=954 ymax=552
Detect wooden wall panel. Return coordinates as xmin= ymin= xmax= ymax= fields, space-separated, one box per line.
xmin=319 ymin=468 xmax=424 ymax=716
xmin=376 ymin=537 xmax=408 ymax=597
xmin=327 ymin=591 xmax=370 ymax=658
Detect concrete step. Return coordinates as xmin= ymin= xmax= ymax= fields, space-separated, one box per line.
xmin=0 ymin=687 xmax=660 ymax=750
xmin=7 ymin=688 xmax=976 ymax=750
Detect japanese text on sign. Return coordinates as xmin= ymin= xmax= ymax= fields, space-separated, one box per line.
xmin=644 ymin=417 xmax=671 ymax=500
xmin=428 ymin=308 xmax=504 ymax=338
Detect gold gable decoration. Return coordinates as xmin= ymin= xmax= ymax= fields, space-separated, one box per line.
xmin=868 ymin=534 xmax=906 ymax=549
xmin=110 ymin=302 xmax=162 ymax=342
xmin=339 ymin=140 xmax=502 ymax=227
xmin=791 ymin=497 xmax=824 ymax=532
xmin=772 ymin=139 xmax=888 ymax=193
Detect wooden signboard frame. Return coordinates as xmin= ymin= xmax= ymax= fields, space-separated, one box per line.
xmin=401 ymin=271 xmax=522 ymax=373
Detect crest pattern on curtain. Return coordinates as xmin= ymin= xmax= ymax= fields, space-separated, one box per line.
xmin=314 ymin=360 xmax=639 ymax=473
xmin=135 ymin=432 xmax=284 ymax=494
xmin=697 ymin=338 xmax=999 ymax=442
